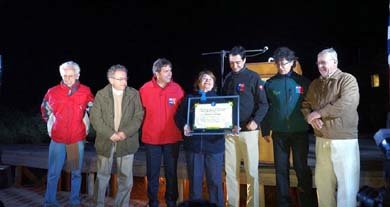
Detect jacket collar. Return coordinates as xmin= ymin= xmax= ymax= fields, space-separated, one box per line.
xmin=232 ymin=67 xmax=248 ymax=75
xmin=152 ymin=76 xmax=172 ymax=88
xmin=320 ymin=69 xmax=342 ymax=81
xmin=276 ymin=70 xmax=293 ymax=77
xmin=61 ymin=80 xmax=80 ymax=96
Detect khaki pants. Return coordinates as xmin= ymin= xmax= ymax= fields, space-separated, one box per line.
xmin=225 ymin=130 xmax=259 ymax=207
xmin=315 ymin=137 xmax=360 ymax=207
xmin=94 ymin=144 xmax=134 ymax=207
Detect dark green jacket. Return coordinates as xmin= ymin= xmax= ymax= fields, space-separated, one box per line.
xmin=262 ymin=71 xmax=310 ymax=136
xmin=90 ymin=84 xmax=144 ymax=157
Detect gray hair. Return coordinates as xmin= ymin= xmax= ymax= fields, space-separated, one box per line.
xmin=107 ymin=64 xmax=128 ymax=79
xmin=152 ymin=58 xmax=172 ymax=74
xmin=59 ymin=61 xmax=80 ymax=78
xmin=318 ymin=48 xmax=338 ymax=62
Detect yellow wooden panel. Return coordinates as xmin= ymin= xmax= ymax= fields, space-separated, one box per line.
xmin=247 ymin=61 xmax=303 ymax=81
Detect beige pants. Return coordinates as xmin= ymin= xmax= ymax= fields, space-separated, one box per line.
xmin=94 ymin=144 xmax=134 ymax=207
xmin=225 ymin=130 xmax=259 ymax=207
xmin=315 ymin=137 xmax=360 ymax=207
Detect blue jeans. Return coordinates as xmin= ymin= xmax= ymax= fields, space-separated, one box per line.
xmin=44 ymin=140 xmax=84 ymax=206
xmin=145 ymin=143 xmax=179 ymax=207
xmin=185 ymin=151 xmax=224 ymax=207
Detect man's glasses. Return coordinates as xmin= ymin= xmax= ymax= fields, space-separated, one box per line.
xmin=110 ymin=77 xmax=128 ymax=81
xmin=276 ymin=61 xmax=292 ymax=66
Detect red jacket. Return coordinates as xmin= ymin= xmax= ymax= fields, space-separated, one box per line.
xmin=140 ymin=78 xmax=184 ymax=144
xmin=41 ymin=81 xmax=94 ymax=144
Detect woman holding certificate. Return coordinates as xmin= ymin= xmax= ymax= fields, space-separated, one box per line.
xmin=175 ymin=70 xmax=224 ymax=207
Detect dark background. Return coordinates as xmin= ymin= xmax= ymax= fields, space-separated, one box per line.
xmin=0 ymin=0 xmax=388 ymax=134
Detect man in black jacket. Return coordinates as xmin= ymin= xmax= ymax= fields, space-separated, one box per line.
xmin=222 ymin=45 xmax=269 ymax=207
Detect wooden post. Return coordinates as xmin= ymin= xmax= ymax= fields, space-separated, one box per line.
xmin=88 ymin=173 xmax=95 ymax=196
xmin=14 ymin=166 xmax=22 ymax=186
xmin=259 ymin=182 xmax=265 ymax=207
xmin=64 ymin=171 xmax=71 ymax=191
xmin=22 ymin=167 xmax=40 ymax=187
xmin=178 ymin=178 xmax=184 ymax=202
xmin=110 ymin=174 xmax=118 ymax=197
xmin=0 ymin=54 xmax=2 ymax=96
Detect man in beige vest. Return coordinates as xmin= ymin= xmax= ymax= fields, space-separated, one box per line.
xmin=90 ymin=64 xmax=144 ymax=207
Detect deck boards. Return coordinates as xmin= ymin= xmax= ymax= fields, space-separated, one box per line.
xmin=0 ymin=135 xmax=386 ymax=206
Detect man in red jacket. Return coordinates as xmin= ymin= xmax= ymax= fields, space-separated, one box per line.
xmin=41 ymin=61 xmax=94 ymax=206
xmin=140 ymin=58 xmax=184 ymax=207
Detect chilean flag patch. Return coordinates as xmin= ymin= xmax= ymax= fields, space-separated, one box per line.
xmin=295 ymin=86 xmax=304 ymax=94
xmin=168 ymin=98 xmax=176 ymax=105
xmin=236 ymin=83 xmax=245 ymax=92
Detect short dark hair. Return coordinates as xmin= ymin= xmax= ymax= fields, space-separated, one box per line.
xmin=107 ymin=64 xmax=128 ymax=79
xmin=152 ymin=58 xmax=172 ymax=74
xmin=230 ymin=45 xmax=246 ymax=59
xmin=273 ymin=47 xmax=297 ymax=62
xmin=193 ymin=70 xmax=217 ymax=92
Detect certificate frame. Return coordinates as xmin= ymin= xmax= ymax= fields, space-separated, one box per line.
xmin=186 ymin=95 xmax=240 ymax=135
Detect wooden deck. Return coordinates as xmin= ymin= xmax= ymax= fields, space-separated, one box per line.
xmin=0 ymin=135 xmax=386 ymax=206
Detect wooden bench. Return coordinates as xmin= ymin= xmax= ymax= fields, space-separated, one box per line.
xmin=0 ymin=143 xmax=190 ymax=200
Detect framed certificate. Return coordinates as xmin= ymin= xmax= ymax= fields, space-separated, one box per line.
xmin=186 ymin=95 xmax=240 ymax=135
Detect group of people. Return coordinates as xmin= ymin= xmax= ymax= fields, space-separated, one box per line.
xmin=41 ymin=45 xmax=360 ymax=207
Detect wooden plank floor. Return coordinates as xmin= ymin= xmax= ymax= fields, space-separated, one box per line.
xmin=0 ymin=134 xmax=386 ymax=207
xmin=0 ymin=176 xmax=298 ymax=207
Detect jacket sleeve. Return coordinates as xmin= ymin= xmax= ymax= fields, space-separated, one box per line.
xmin=86 ymin=88 xmax=94 ymax=114
xmin=318 ymin=74 xmax=359 ymax=118
xmin=175 ymin=95 xmax=189 ymax=130
xmin=301 ymin=81 xmax=315 ymax=121
xmin=89 ymin=91 xmax=116 ymax=140
xmin=41 ymin=90 xmax=52 ymax=123
xmin=253 ymin=77 xmax=269 ymax=126
xmin=260 ymin=81 xmax=271 ymax=136
xmin=120 ymin=91 xmax=144 ymax=138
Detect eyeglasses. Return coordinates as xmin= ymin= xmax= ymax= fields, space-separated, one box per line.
xmin=317 ymin=58 xmax=336 ymax=66
xmin=110 ymin=77 xmax=128 ymax=81
xmin=276 ymin=61 xmax=292 ymax=66
xmin=201 ymin=77 xmax=214 ymax=82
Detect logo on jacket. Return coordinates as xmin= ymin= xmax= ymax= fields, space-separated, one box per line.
xmin=168 ymin=98 xmax=176 ymax=105
xmin=236 ymin=83 xmax=245 ymax=92
xmin=259 ymin=85 xmax=264 ymax=90
xmin=295 ymin=86 xmax=304 ymax=94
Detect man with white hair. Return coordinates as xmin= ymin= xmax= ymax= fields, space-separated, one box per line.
xmin=301 ymin=48 xmax=360 ymax=207
xmin=41 ymin=61 xmax=94 ymax=206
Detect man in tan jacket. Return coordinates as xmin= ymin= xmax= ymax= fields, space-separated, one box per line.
xmin=301 ymin=48 xmax=360 ymax=207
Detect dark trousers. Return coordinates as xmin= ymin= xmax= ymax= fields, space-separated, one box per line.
xmin=145 ymin=143 xmax=180 ymax=207
xmin=185 ymin=151 xmax=224 ymax=207
xmin=273 ymin=132 xmax=315 ymax=207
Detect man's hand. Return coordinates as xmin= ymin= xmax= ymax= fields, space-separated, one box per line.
xmin=246 ymin=120 xmax=258 ymax=131
xmin=232 ymin=125 xmax=241 ymax=135
xmin=263 ymin=135 xmax=272 ymax=143
xmin=307 ymin=111 xmax=321 ymax=124
xmin=183 ymin=124 xmax=191 ymax=137
xmin=310 ymin=118 xmax=324 ymax=130
xmin=227 ymin=125 xmax=241 ymax=137
xmin=117 ymin=131 xmax=127 ymax=141
xmin=110 ymin=133 xmax=121 ymax=142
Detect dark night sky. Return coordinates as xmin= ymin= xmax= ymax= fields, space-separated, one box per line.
xmin=0 ymin=0 xmax=388 ymax=132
